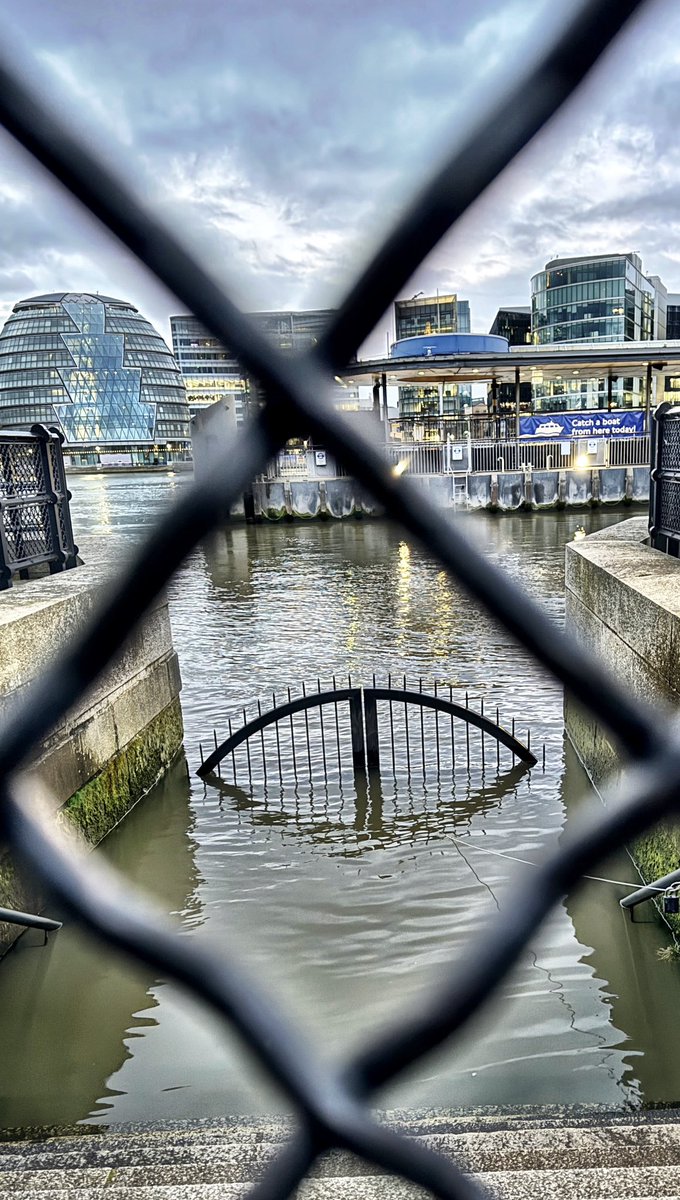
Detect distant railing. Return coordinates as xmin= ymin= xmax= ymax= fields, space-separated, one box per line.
xmin=649 ymin=403 xmax=680 ymax=556
xmin=383 ymin=436 xmax=649 ymax=477
xmin=0 ymin=424 xmax=78 ymax=589
xmin=265 ymin=435 xmax=651 ymax=481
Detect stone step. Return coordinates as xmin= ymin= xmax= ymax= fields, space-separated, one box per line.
xmin=2 ymin=1167 xmax=680 ymax=1200
xmin=4 ymin=1105 xmax=679 ymax=1154
xmin=4 ymin=1124 xmax=680 ymax=1181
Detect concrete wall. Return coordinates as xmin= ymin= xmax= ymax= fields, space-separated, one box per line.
xmin=0 ymin=538 xmax=184 ymax=953
xmin=565 ymin=517 xmax=680 ymax=915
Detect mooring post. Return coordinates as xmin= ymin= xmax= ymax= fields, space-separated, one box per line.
xmin=349 ymin=687 xmax=366 ymax=771
xmin=364 ymin=688 xmax=380 ymax=771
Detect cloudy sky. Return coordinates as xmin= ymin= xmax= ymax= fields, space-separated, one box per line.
xmin=0 ymin=0 xmax=676 ymax=354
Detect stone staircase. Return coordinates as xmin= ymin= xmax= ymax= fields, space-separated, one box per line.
xmin=3 ymin=1108 xmax=680 ymax=1198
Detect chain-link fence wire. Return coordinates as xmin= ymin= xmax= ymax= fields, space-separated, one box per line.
xmin=0 ymin=1 xmax=675 ymax=1197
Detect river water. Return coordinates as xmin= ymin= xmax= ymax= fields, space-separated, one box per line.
xmin=1 ymin=474 xmax=680 ymax=1128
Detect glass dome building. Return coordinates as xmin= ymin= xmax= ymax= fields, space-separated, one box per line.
xmin=0 ymin=292 xmax=191 ymax=465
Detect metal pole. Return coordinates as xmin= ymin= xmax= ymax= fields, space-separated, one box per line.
xmin=449 ymin=683 xmax=455 ymax=768
xmin=243 ymin=708 xmax=252 ymax=785
xmin=496 ymin=706 xmax=500 ymax=771
xmin=301 ymin=682 xmax=313 ymax=776
xmin=257 ymin=699 xmax=267 ymax=786
xmin=332 ymin=674 xmax=342 ymax=777
xmin=272 ymin=692 xmax=282 ymax=778
xmin=388 ymin=672 xmax=396 ymax=775
xmin=419 ymin=677 xmax=426 ymax=777
xmin=364 ymin=689 xmax=380 ymax=772
xmin=434 ymin=680 xmax=440 ymax=773
xmin=646 ymin=361 xmax=653 ymax=431
xmin=213 ymin=728 xmax=221 ymax=780
xmin=287 ymin=686 xmax=297 ymax=779
xmin=403 ymin=674 xmax=411 ymax=776
xmin=317 ymin=678 xmax=328 ymax=781
xmin=229 ymin=717 xmax=236 ymax=784
xmin=514 ymin=366 xmax=521 ymax=439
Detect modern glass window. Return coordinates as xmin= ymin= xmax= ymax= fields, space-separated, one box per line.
xmin=0 ymin=292 xmax=190 ymax=451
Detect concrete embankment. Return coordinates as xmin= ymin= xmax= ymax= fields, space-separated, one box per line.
xmin=0 ymin=539 xmax=183 ymax=954
xmin=565 ymin=516 xmax=680 ymax=925
xmin=251 ymin=465 xmax=649 ymax=519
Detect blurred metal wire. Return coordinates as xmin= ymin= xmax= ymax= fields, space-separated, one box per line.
xmin=0 ymin=2 xmax=672 ymax=1198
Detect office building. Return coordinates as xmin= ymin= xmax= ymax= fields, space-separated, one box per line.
xmin=394 ymin=293 xmax=472 ymax=419
xmin=170 ymin=308 xmax=336 ymax=424
xmin=0 ymin=292 xmax=190 ymax=465
xmin=170 ymin=315 xmax=248 ymax=424
xmin=530 ymin=254 xmax=667 ymax=411
xmin=488 ymin=308 xmax=532 ymax=415
xmin=489 ymin=306 xmax=531 ymax=345
xmin=667 ymin=294 xmax=680 ymax=340
xmin=531 ymin=253 xmax=666 ymax=344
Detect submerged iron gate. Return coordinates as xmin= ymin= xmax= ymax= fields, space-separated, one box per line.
xmin=197 ymin=678 xmax=537 ymax=784
xmin=0 ymin=4 xmax=672 ymax=1199
xmin=0 ymin=425 xmax=78 ymax=589
xmin=649 ymin=401 xmax=680 ymax=557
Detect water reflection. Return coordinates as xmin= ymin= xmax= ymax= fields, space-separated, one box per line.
xmin=202 ymin=760 xmax=532 ymax=857
xmin=1 ymin=479 xmax=676 ymax=1124
xmin=0 ymin=756 xmax=201 ymax=1127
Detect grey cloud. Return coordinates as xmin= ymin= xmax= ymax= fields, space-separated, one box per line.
xmin=0 ymin=0 xmax=676 ymax=345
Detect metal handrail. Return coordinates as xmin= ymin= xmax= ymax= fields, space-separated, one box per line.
xmin=0 ymin=906 xmax=62 ymax=947
xmin=620 ymin=866 xmax=680 ymax=912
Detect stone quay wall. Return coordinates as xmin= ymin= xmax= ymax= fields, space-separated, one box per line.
xmin=565 ymin=516 xmax=680 ymax=915
xmin=0 ymin=539 xmax=183 ymax=954
xmin=251 ymin=466 xmax=649 ymax=520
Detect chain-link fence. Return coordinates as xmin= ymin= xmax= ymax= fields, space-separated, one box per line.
xmin=0 ymin=3 xmax=674 ymax=1198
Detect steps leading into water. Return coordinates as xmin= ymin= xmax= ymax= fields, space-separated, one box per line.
xmin=3 ymin=1109 xmax=680 ymax=1198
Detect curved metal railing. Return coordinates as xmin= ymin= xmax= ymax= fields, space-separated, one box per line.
xmin=197 ymin=682 xmax=536 ymax=778
xmin=0 ymin=3 xmax=671 ymax=1199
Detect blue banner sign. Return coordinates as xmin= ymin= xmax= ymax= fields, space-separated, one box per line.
xmin=520 ymin=409 xmax=645 ymax=439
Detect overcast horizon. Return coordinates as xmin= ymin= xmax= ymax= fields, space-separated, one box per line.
xmin=0 ymin=0 xmax=676 ymax=355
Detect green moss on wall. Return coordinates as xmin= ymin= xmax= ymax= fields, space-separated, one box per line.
xmin=62 ymin=697 xmax=184 ymax=847
xmin=631 ymin=822 xmax=680 ymax=936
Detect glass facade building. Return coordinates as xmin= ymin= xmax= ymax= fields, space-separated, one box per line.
xmin=530 ymin=254 xmax=664 ymax=345
xmin=0 ymin=292 xmax=190 ymax=464
xmin=394 ymin=294 xmax=472 ymax=419
xmin=170 ymin=308 xmax=336 ymax=424
xmin=170 ymin=315 xmax=248 ymax=424
xmin=489 ymin=306 xmax=531 ymax=345
xmin=530 ymin=255 xmax=667 ymax=412
xmin=667 ymin=294 xmax=680 ymax=340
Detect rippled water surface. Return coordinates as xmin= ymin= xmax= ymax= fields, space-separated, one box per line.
xmin=1 ymin=474 xmax=679 ymax=1127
